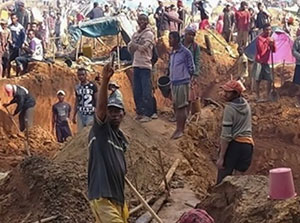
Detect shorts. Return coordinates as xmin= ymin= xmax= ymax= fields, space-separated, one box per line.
xmin=293 ymin=65 xmax=300 ymax=85
xmin=252 ymin=62 xmax=272 ymax=81
xmin=217 ymin=140 xmax=253 ymax=184
xmin=56 ymin=122 xmax=72 ymax=143
xmin=171 ymin=83 xmax=189 ymax=109
xmin=19 ymin=107 xmax=34 ymax=132
xmin=90 ymin=198 xmax=129 ymax=223
xmin=77 ymin=113 xmax=94 ymax=132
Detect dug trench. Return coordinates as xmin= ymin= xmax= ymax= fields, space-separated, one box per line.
xmin=0 ymin=31 xmax=300 ymax=222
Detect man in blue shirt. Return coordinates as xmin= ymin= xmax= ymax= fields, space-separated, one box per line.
xmin=168 ymin=31 xmax=195 ymax=139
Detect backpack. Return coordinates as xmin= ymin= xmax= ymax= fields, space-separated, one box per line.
xmin=151 ymin=44 xmax=159 ymax=65
xmin=177 ymin=209 xmax=215 ymax=223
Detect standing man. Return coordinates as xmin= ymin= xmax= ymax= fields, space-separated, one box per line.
xmin=182 ymin=26 xmax=201 ymax=115
xmin=0 ymin=19 xmax=11 ymax=78
xmin=253 ymin=23 xmax=276 ymax=102
xmin=3 ymin=84 xmax=36 ymax=132
xmin=15 ymin=29 xmax=44 ymax=76
xmin=8 ymin=13 xmax=25 ymax=78
xmin=16 ymin=2 xmax=29 ymax=30
xmin=256 ymin=3 xmax=270 ymax=32
xmin=52 ymin=90 xmax=72 ymax=143
xmin=154 ymin=0 xmax=165 ymax=37
xmin=235 ymin=1 xmax=250 ymax=48
xmin=88 ymin=63 xmax=129 ymax=223
xmin=128 ymin=14 xmax=155 ymax=122
xmin=168 ymin=31 xmax=195 ymax=139
xmin=177 ymin=0 xmax=186 ymax=34
xmin=216 ymin=80 xmax=253 ymax=184
xmin=54 ymin=13 xmax=61 ymax=51
xmin=88 ymin=2 xmax=104 ymax=20
xmin=292 ymin=30 xmax=300 ymax=107
xmin=72 ymin=67 xmax=98 ymax=131
xmin=222 ymin=5 xmax=234 ymax=43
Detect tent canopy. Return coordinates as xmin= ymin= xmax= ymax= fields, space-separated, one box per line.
xmin=244 ymin=28 xmax=296 ymax=64
xmin=69 ymin=14 xmax=137 ymax=44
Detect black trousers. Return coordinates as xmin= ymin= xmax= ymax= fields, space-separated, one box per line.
xmin=217 ymin=140 xmax=253 ymax=184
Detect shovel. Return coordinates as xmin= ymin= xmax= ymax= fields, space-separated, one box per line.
xmin=270 ymin=52 xmax=280 ymax=102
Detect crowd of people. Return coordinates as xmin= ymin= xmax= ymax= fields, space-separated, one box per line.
xmin=3 ymin=0 xmax=300 ymax=222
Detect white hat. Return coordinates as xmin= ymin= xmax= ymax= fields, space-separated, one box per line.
xmin=57 ymin=90 xmax=66 ymax=96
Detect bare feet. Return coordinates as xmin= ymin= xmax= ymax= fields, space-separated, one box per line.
xmin=171 ymin=130 xmax=183 ymax=140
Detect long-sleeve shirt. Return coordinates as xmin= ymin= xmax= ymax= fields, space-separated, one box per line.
xmin=185 ymin=41 xmax=201 ymax=76
xmin=128 ymin=27 xmax=155 ymax=70
xmin=16 ymin=10 xmax=29 ymax=30
xmin=255 ymin=34 xmax=276 ymax=64
xmin=9 ymin=23 xmax=25 ymax=49
xmin=9 ymin=85 xmax=36 ymax=116
xmin=169 ymin=44 xmax=195 ymax=85
xmin=292 ymin=37 xmax=300 ymax=65
xmin=235 ymin=10 xmax=250 ymax=31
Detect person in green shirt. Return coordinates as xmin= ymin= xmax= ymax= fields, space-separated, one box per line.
xmin=182 ymin=25 xmax=201 ymax=115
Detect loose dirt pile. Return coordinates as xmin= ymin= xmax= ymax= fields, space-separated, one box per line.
xmin=0 ymin=116 xmax=177 ymax=222
xmin=198 ymin=175 xmax=300 ymax=223
xmin=0 ymin=156 xmax=92 ymax=223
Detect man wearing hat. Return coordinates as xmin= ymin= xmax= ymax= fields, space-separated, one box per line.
xmin=88 ymin=63 xmax=129 ymax=223
xmin=216 ymin=80 xmax=253 ymax=184
xmin=52 ymin=90 xmax=72 ymax=143
xmin=108 ymin=81 xmax=123 ymax=101
xmin=3 ymin=84 xmax=35 ymax=132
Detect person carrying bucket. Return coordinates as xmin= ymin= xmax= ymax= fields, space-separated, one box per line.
xmin=168 ymin=31 xmax=195 ymax=139
xmin=216 ymin=80 xmax=253 ymax=184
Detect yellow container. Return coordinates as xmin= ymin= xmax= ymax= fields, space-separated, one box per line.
xmin=82 ymin=45 xmax=93 ymax=58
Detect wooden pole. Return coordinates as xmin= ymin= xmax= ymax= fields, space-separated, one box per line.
xmin=125 ymin=177 xmax=163 ymax=223
xmin=158 ymin=150 xmax=170 ymax=196
xmin=158 ymin=159 xmax=180 ymax=192
xmin=117 ymin=32 xmax=121 ymax=69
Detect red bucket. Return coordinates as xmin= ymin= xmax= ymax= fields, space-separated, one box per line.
xmin=269 ymin=168 xmax=297 ymax=200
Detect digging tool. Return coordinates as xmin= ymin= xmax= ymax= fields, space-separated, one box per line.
xmin=270 ymin=52 xmax=280 ymax=102
xmin=206 ymin=29 xmax=236 ymax=58
xmin=125 ymin=177 xmax=164 ymax=223
xmin=0 ymin=98 xmax=31 ymax=156
xmin=157 ymin=150 xmax=170 ymax=196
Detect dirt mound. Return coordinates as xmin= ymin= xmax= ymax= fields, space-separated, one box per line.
xmin=178 ymin=106 xmax=222 ymax=196
xmin=0 ymin=156 xmax=92 ymax=223
xmin=199 ymin=175 xmax=300 ymax=223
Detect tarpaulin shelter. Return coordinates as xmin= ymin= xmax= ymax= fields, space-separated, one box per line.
xmin=69 ymin=14 xmax=136 ymax=44
xmin=244 ymin=28 xmax=296 ymax=64
xmin=69 ymin=14 xmax=137 ymax=67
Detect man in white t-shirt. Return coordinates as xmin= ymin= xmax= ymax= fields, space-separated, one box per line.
xmin=15 ymin=29 xmax=43 ymax=76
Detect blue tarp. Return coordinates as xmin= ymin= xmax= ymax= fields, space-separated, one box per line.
xmin=69 ymin=17 xmax=120 ymax=41
xmin=69 ymin=15 xmax=136 ymax=44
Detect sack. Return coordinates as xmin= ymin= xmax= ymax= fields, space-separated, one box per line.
xmin=151 ymin=45 xmax=159 ymax=65
xmin=177 ymin=209 xmax=214 ymax=223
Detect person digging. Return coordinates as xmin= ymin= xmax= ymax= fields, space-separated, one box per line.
xmin=216 ymin=80 xmax=254 ymax=184
xmin=88 ymin=63 xmax=129 ymax=223
xmin=3 ymin=84 xmax=35 ymax=132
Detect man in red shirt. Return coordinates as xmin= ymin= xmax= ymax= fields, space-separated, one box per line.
xmin=235 ymin=1 xmax=250 ymax=48
xmin=253 ymin=23 xmax=276 ymax=102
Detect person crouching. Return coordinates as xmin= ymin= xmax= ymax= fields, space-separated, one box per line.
xmin=216 ymin=80 xmax=254 ymax=184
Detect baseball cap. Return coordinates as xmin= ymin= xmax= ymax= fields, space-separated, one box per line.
xmin=4 ymin=84 xmax=15 ymax=97
xmin=221 ymin=80 xmax=245 ymax=95
xmin=57 ymin=90 xmax=66 ymax=96
xmin=108 ymin=94 xmax=124 ymax=110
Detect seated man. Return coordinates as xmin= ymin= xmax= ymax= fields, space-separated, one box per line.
xmin=15 ymin=29 xmax=43 ymax=75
